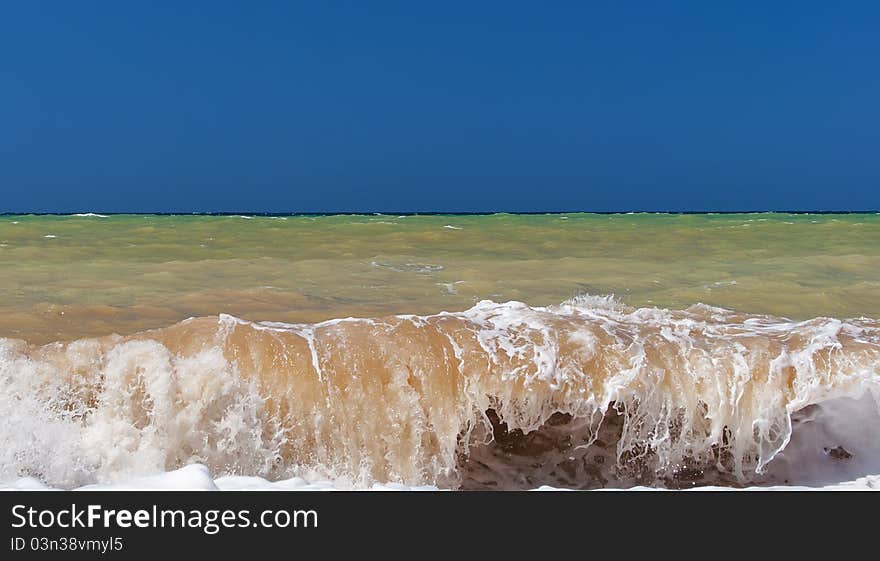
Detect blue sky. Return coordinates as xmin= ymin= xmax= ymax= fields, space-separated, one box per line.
xmin=1 ymin=1 xmax=878 ymax=212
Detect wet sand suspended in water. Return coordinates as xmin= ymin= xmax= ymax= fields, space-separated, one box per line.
xmin=2 ymin=213 xmax=879 ymax=490
xmin=2 ymin=297 xmax=878 ymax=490
xmin=1 ymin=213 xmax=880 ymax=344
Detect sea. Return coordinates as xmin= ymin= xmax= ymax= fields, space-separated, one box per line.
xmin=1 ymin=212 xmax=879 ymax=490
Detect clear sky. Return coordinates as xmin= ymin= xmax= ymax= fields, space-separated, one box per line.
xmin=2 ymin=1 xmax=878 ymax=212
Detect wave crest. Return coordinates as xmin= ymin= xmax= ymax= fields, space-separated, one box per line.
xmin=2 ymin=297 xmax=878 ymax=489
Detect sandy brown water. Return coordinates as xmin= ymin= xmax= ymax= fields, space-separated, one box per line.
xmin=2 ymin=213 xmax=879 ymax=489
xmin=2 ymin=212 xmax=879 ymax=344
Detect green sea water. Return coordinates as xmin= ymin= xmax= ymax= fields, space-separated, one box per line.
xmin=1 ymin=212 xmax=879 ymax=344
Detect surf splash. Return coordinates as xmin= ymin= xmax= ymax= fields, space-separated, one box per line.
xmin=2 ymin=296 xmax=879 ymax=490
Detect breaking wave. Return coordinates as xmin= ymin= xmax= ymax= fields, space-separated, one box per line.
xmin=2 ymin=296 xmax=879 ymax=490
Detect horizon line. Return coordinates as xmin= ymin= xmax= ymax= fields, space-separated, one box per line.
xmin=2 ymin=210 xmax=880 ymax=217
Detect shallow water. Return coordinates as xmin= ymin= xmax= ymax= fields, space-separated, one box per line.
xmin=1 ymin=213 xmax=879 ymax=490
xmin=2 ymin=213 xmax=879 ymax=344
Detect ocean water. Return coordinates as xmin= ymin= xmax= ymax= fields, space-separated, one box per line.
xmin=1 ymin=212 xmax=879 ymax=490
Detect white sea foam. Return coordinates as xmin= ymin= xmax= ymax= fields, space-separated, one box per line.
xmin=371 ymin=261 xmax=444 ymax=273
xmin=437 ymin=281 xmax=465 ymax=295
